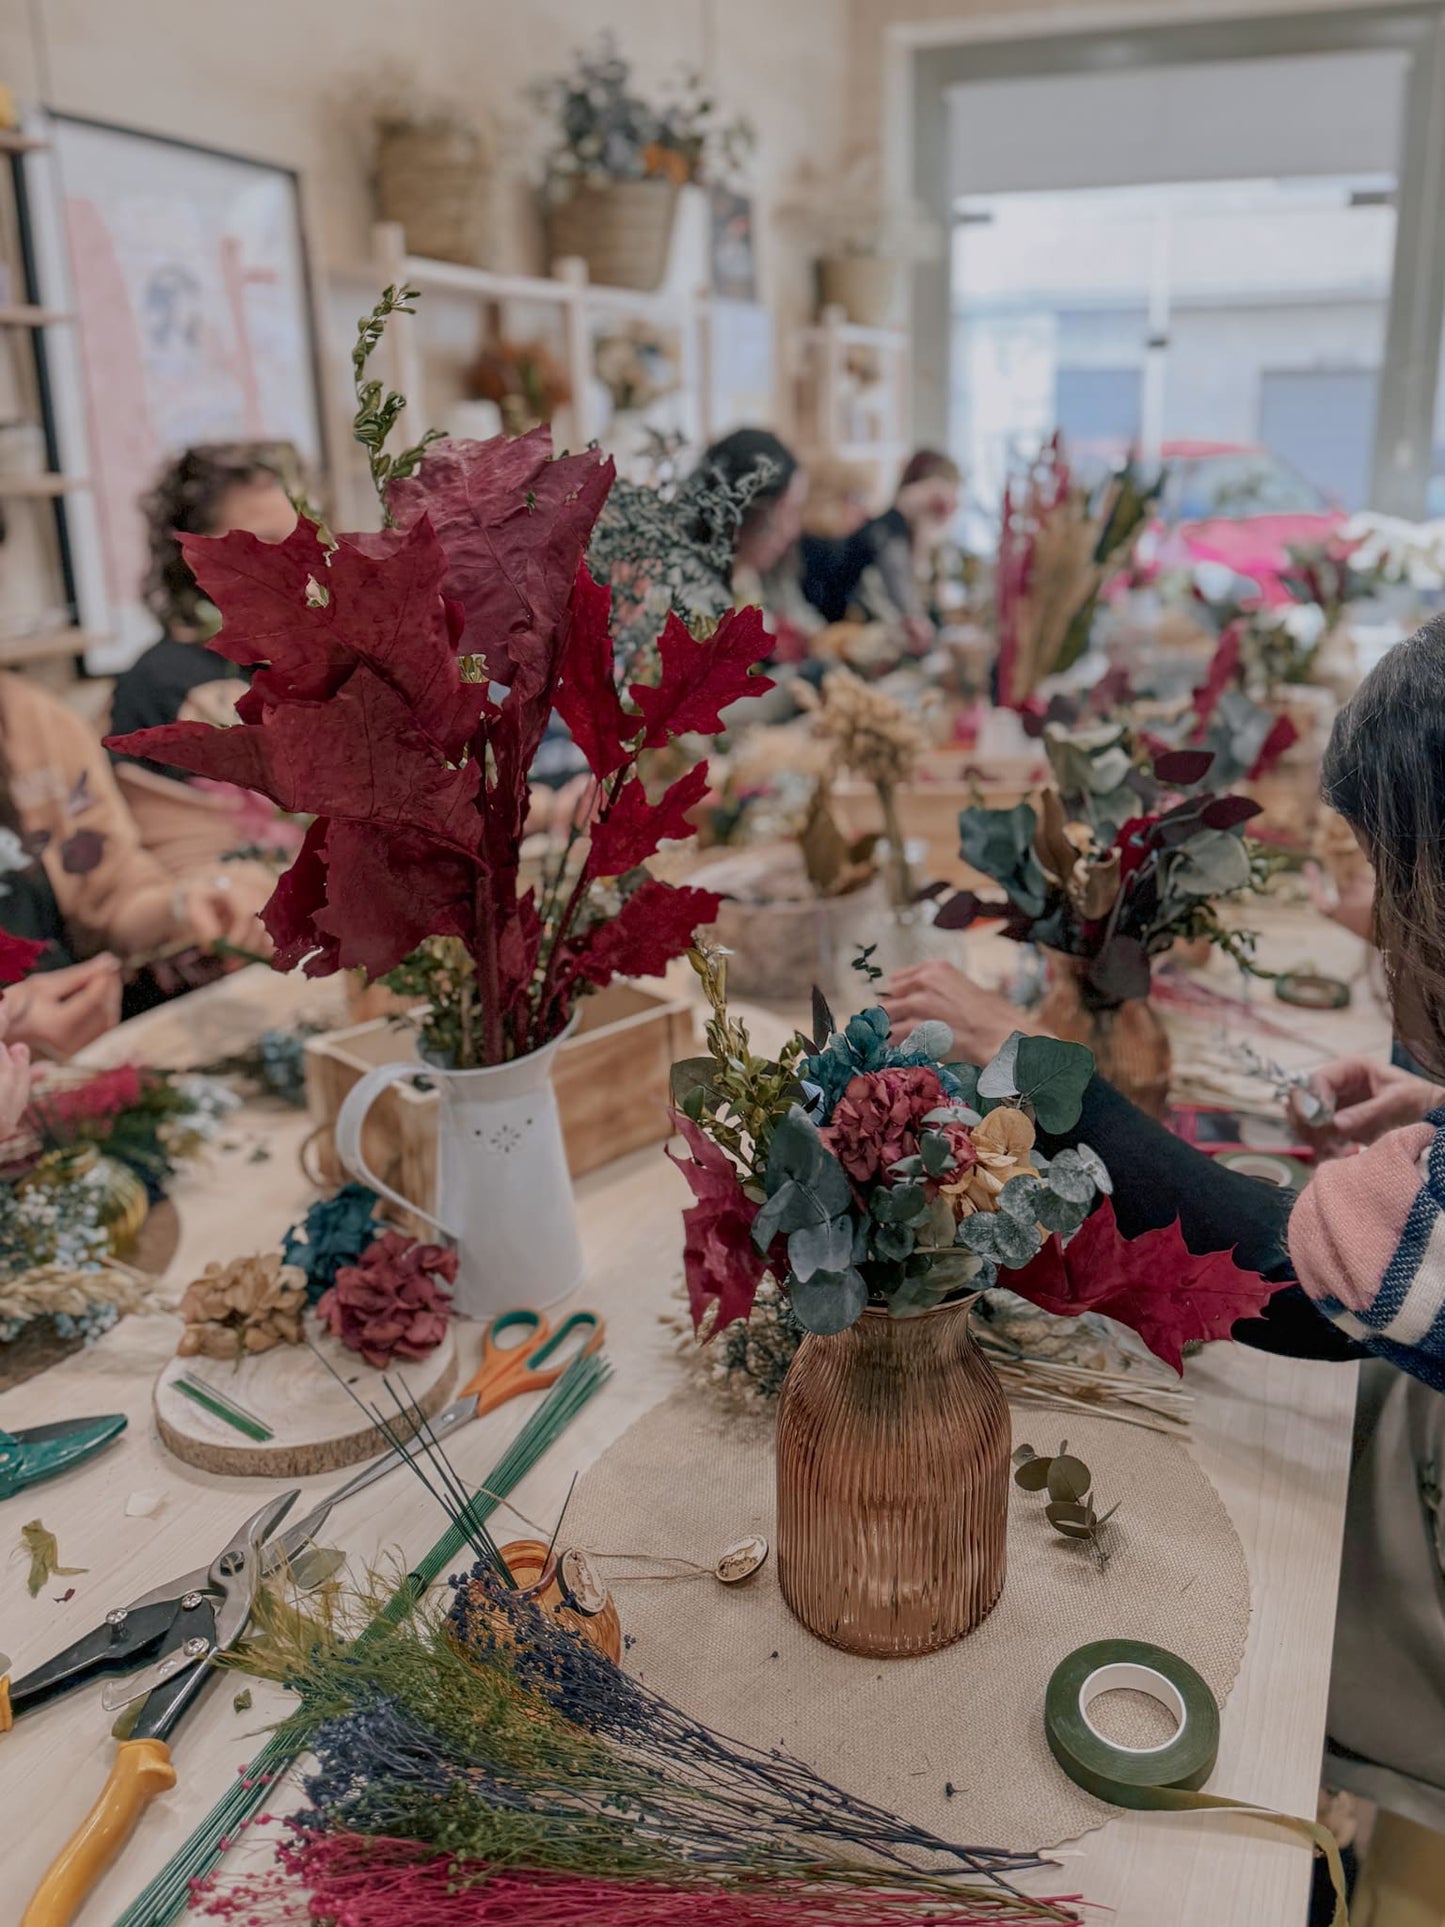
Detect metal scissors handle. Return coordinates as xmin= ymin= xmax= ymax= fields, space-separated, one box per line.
xmin=457 ymin=1309 xmax=604 ymax=1418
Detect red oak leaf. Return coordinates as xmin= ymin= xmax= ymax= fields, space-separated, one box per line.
xmin=627 ymin=605 xmax=773 ymax=746
xmin=587 ymin=762 xmax=711 ymax=878
xmin=565 ymin=880 xmax=721 ymax=994
xmin=553 ymin=567 xmax=636 ymax=778
xmin=386 ymin=429 xmax=613 ymax=691
xmin=110 ymin=671 xmax=484 ymax=856
xmin=0 ymin=929 xmax=44 ymax=987
xmin=667 ymin=1110 xmax=768 ymax=1335
xmin=1003 ymin=1199 xmax=1279 ymax=1373
xmin=301 ymin=822 xmax=477 ymax=979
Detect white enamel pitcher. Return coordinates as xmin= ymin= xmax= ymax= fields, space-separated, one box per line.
xmin=334 ymin=1028 xmax=584 ymax=1320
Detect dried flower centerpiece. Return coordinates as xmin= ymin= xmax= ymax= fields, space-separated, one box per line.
xmin=931 ymin=744 xmax=1268 ymax=1114
xmin=670 ymin=948 xmax=1272 ymax=1653
xmin=107 ymin=287 xmax=772 ymax=1314
xmin=996 ymin=435 xmax=1160 ymax=709
xmin=799 ymin=667 xmax=929 ymax=909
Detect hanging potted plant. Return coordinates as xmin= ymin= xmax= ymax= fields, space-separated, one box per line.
xmin=361 ymin=80 xmax=496 ymax=268
xmin=931 ymin=735 xmax=1269 ymax=1118
xmin=107 ymin=289 xmax=773 ymax=1318
xmin=779 ymin=158 xmax=942 ymax=329
xmin=533 ymin=35 xmax=753 ymax=291
xmin=671 ymin=947 xmax=1275 ymax=1657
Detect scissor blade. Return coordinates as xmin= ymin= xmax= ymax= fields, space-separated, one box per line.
xmin=209 ymin=1491 xmax=299 ymax=1653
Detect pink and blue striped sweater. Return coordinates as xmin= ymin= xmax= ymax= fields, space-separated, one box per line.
xmin=1289 ymin=1109 xmax=1445 ymax=1391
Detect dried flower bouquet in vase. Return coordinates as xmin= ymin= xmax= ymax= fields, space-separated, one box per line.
xmin=107 ymin=286 xmax=773 ymax=1314
xmin=670 ymin=948 xmax=1275 ymax=1654
xmin=932 ymin=736 xmax=1269 ymax=1116
xmin=995 ymin=434 xmax=1160 ymax=709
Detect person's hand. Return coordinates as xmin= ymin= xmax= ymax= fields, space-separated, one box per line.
xmin=173 ymin=874 xmax=275 ymax=959
xmin=880 ymin=960 xmax=1039 ymax=1063
xmin=0 ymin=1005 xmax=32 ymax=1133
xmin=1 ymin=955 xmax=122 ymax=1059
xmin=1290 ymin=1054 xmax=1443 ymax=1153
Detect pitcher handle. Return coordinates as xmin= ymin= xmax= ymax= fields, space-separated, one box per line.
xmin=333 ymin=1061 xmax=458 ymax=1243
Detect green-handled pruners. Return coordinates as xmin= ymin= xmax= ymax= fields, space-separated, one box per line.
xmin=0 ymin=1416 xmax=127 ymax=1502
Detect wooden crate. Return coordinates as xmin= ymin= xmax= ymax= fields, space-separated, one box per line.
xmin=304 ymin=983 xmax=694 ymax=1232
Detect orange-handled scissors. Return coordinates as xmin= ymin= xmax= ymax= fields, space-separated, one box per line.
xmin=452 ymin=1309 xmax=605 ymax=1421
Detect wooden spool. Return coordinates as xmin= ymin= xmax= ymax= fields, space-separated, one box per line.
xmin=153 ymin=1314 xmax=458 ymax=1477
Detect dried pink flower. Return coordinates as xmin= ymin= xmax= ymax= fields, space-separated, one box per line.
xmin=316 ymin=1229 xmax=456 ymax=1370
xmin=820 ymin=1065 xmax=948 ymax=1185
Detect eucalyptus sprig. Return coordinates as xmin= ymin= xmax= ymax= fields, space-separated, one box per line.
xmin=351 ymin=282 xmax=442 ymax=523
xmin=1013 ymin=1440 xmax=1120 ymax=1571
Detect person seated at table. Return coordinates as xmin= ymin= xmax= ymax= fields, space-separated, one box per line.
xmin=106 ymin=443 xmax=305 ymax=882
xmin=696 ymin=428 xmax=819 ymax=658
xmin=0 ymin=667 xmax=266 ymax=1056
xmin=803 ymin=448 xmax=962 ymax=649
xmin=882 ymin=610 xmax=1445 ymax=1813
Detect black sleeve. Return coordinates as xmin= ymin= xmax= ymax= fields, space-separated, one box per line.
xmin=1036 ymin=1076 xmax=1366 ymax=1365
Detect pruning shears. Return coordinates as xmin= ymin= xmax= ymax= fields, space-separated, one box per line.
xmin=0 ymin=1415 xmax=128 ymax=1502
xmin=7 ymin=1491 xmax=298 ymax=1927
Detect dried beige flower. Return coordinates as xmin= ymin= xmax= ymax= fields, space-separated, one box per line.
xmin=177 ymin=1252 xmax=307 ymax=1360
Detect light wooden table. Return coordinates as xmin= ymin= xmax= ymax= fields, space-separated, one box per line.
xmin=0 ymin=935 xmax=1381 ymax=1926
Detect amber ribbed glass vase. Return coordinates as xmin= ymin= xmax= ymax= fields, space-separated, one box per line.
xmin=776 ymin=1298 xmax=1010 ymax=1657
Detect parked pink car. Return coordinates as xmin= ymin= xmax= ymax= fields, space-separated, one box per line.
xmin=1149 ymin=440 xmax=1345 ymax=602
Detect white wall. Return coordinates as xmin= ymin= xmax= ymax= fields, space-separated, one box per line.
xmin=0 ymin=0 xmax=849 ymax=336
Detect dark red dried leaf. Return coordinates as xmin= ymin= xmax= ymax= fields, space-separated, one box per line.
xmin=1249 ymin=713 xmax=1299 ymax=780
xmin=628 ymin=605 xmax=773 ymax=745
xmin=1201 ymin=794 xmax=1264 ymax=830
xmin=553 ymin=567 xmax=636 ymax=779
xmin=387 ymin=429 xmax=613 ymax=690
xmin=565 ymin=880 xmax=722 ymax=995
xmin=667 ymin=1109 xmax=768 ymax=1336
xmin=1151 ymin=748 xmax=1214 ymax=787
xmin=587 ymin=762 xmax=711 ymax=878
xmin=1004 ymin=1199 xmax=1278 ymax=1372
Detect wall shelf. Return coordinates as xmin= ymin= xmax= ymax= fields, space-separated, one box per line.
xmin=0 ymin=473 xmax=91 ymax=498
xmin=0 ymin=628 xmax=98 ymax=666
xmin=0 ymin=304 xmax=71 ymax=327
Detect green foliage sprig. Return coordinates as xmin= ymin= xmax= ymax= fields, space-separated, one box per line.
xmin=1013 ymin=1439 xmax=1120 ymax=1570
xmin=351 ymin=284 xmax=442 ymax=523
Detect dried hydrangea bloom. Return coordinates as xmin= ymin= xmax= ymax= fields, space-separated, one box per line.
xmin=177 ymin=1252 xmax=307 ymax=1359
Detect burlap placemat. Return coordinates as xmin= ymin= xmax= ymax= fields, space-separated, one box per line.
xmin=565 ymin=1389 xmax=1251 ymax=1851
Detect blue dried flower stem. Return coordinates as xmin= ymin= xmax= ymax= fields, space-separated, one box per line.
xmin=272 ymin=1575 xmax=1072 ymax=1920
xmin=111 ymin=1351 xmax=610 ymax=1927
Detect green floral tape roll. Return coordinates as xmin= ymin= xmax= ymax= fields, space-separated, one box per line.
xmin=1044 ymin=1639 xmax=1347 ymax=1926
xmin=1044 ymin=1639 xmax=1219 ymax=1806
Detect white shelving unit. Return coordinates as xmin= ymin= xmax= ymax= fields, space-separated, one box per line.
xmin=350 ymin=220 xmax=777 ymax=490
xmin=0 ymin=120 xmax=107 ymax=671
xmin=790 ymin=305 xmax=911 ymax=500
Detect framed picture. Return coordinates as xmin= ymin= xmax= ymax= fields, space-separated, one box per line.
xmin=45 ymin=115 xmax=325 ymax=666
xmin=709 ymin=186 xmax=758 ymax=303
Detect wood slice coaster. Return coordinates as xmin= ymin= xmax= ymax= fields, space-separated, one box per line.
xmin=154 ymin=1315 xmax=458 ymax=1477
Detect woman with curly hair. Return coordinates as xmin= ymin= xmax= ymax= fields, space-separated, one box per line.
xmin=105 ymin=444 xmax=303 ymax=941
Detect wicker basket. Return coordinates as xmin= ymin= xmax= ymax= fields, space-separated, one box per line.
xmin=547 ymin=178 xmax=678 ymax=291
xmin=376 ymin=120 xmax=492 ymax=266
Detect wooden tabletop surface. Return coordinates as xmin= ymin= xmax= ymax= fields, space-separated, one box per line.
xmin=0 ymin=911 xmax=1388 ymax=1924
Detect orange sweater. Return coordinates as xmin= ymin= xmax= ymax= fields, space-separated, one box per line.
xmin=1 ymin=671 xmax=167 ymax=955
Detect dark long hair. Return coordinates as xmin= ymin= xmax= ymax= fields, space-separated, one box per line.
xmin=1322 ymin=614 xmax=1445 ymax=1076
